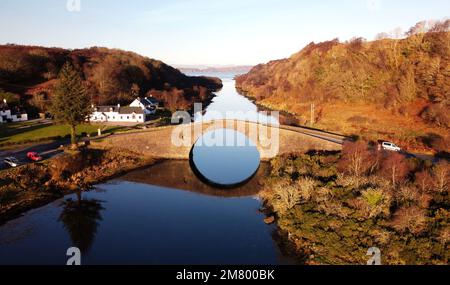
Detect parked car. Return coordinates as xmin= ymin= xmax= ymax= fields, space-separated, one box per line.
xmin=4 ymin=157 xmax=20 ymax=168
xmin=27 ymin=152 xmax=43 ymax=162
xmin=381 ymin=142 xmax=401 ymax=152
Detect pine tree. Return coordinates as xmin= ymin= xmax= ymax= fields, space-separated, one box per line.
xmin=51 ymin=62 xmax=91 ymax=146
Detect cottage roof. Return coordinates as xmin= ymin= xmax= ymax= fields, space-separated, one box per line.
xmin=145 ymin=97 xmax=159 ymax=105
xmin=93 ymin=104 xmax=147 ymax=115
xmin=95 ymin=106 xmax=119 ymax=113
xmin=119 ymin=107 xmax=144 ymax=114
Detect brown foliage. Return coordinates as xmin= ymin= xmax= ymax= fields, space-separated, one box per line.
xmin=50 ymin=152 xmax=85 ymax=181
xmin=379 ymin=152 xmax=410 ymax=186
xmin=338 ymin=141 xmax=375 ymax=179
xmin=415 ymin=170 xmax=434 ymax=193
xmin=421 ymin=103 xmax=450 ymax=128
xmin=0 ymin=45 xmax=222 ymax=112
xmin=432 ymin=161 xmax=449 ymax=194
xmin=390 ymin=206 xmax=428 ymax=235
xmin=236 ymin=26 xmax=450 ymax=131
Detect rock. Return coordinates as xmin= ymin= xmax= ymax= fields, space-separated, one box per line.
xmin=264 ymin=216 xmax=275 ymax=224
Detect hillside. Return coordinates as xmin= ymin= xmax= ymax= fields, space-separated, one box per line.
xmin=0 ymin=45 xmax=222 ymax=114
xmin=236 ymin=26 xmax=449 ymax=154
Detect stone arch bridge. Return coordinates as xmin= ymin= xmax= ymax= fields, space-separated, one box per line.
xmin=97 ymin=120 xmax=345 ymax=161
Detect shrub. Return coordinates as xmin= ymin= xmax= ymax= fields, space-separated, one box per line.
xmin=347 ymin=116 xmax=370 ymax=124
xmin=390 ymin=206 xmax=427 ymax=235
xmin=363 ymin=188 xmax=385 ymax=207
xmin=336 ymin=173 xmax=367 ymax=189
xmin=415 ymin=170 xmax=433 ymax=193
xmin=438 ymin=227 xmax=450 ymax=245
xmin=295 ymin=177 xmax=317 ymax=202
xmin=419 ymin=133 xmax=449 ymax=152
xmin=421 ymin=103 xmax=450 ymax=128
xmin=15 ymin=164 xmax=50 ymax=190
xmin=360 ymin=187 xmax=392 ymax=218
xmin=50 ymin=152 xmax=84 ymax=181
xmin=395 ymin=186 xmax=420 ymax=207
xmin=271 ymin=182 xmax=301 ymax=216
xmin=0 ymin=186 xmax=19 ymax=205
xmin=432 ymin=161 xmax=449 ymax=194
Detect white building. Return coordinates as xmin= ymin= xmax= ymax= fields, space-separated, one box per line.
xmin=90 ymin=97 xmax=158 ymax=123
xmin=0 ymin=99 xmax=28 ymax=123
xmin=129 ymin=97 xmax=159 ymax=110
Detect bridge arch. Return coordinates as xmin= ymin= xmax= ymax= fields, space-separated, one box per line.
xmin=98 ymin=120 xmax=343 ymax=161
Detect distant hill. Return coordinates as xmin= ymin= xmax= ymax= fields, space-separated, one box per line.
xmin=178 ymin=65 xmax=253 ymax=75
xmin=236 ymin=23 xmax=449 ymax=153
xmin=0 ymin=45 xmax=222 ymax=114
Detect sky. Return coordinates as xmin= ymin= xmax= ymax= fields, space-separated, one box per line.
xmin=0 ymin=0 xmax=449 ymax=66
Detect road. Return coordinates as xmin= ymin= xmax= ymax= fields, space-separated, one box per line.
xmin=279 ymin=124 xmax=346 ymax=144
xmin=0 ymin=140 xmax=66 ymax=170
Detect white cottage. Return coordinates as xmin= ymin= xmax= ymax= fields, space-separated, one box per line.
xmin=90 ymin=97 xmax=159 ymax=123
xmin=0 ymin=100 xmax=28 ymax=123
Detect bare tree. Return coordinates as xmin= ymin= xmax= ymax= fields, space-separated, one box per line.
xmin=380 ymin=152 xmax=409 ymax=186
xmin=433 ymin=161 xmax=449 ymax=194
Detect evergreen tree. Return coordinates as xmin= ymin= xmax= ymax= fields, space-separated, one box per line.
xmin=51 ymin=62 xmax=91 ymax=146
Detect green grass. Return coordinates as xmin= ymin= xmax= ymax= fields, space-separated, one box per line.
xmin=0 ymin=121 xmax=124 ymax=148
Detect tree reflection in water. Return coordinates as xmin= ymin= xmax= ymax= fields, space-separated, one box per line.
xmin=58 ymin=191 xmax=105 ymax=253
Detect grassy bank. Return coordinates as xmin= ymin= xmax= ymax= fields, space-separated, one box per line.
xmin=260 ymin=144 xmax=449 ymax=265
xmin=0 ymin=121 xmax=124 ymax=149
xmin=0 ymin=146 xmax=156 ymax=225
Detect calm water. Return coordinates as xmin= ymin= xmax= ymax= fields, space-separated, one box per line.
xmin=0 ymin=161 xmax=295 ymax=265
xmin=191 ymin=129 xmax=261 ymax=187
xmin=193 ymin=72 xmax=279 ymax=124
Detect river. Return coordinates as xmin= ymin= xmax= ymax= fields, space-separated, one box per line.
xmin=0 ymin=73 xmax=296 ymax=265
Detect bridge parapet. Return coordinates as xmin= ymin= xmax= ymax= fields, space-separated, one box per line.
xmin=97 ymin=120 xmax=342 ymax=160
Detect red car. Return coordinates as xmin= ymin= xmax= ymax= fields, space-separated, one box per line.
xmin=27 ymin=152 xmax=43 ymax=162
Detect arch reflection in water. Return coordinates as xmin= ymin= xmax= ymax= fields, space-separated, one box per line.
xmin=190 ymin=129 xmax=261 ymax=188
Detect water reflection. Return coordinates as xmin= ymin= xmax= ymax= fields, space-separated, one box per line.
xmin=121 ymin=160 xmax=269 ymax=197
xmin=0 ymin=160 xmax=297 ymax=265
xmin=58 ymin=192 xmax=105 ymax=253
xmin=190 ymin=129 xmax=261 ymax=188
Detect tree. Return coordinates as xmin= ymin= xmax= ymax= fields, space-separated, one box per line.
xmin=131 ymin=83 xmax=140 ymax=97
xmin=338 ymin=141 xmax=373 ymax=180
xmin=380 ymin=152 xmax=409 ymax=186
xmin=0 ymin=89 xmax=20 ymax=106
xmin=433 ymin=161 xmax=449 ymax=194
xmin=406 ymin=21 xmax=428 ymax=36
xmin=51 ymin=62 xmax=91 ymax=146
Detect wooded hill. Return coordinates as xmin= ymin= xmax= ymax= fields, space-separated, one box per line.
xmin=236 ymin=21 xmax=449 ymax=153
xmin=0 ymin=45 xmax=222 ymax=114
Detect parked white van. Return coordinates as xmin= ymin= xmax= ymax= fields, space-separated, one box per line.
xmin=381 ymin=142 xmax=401 ymax=152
